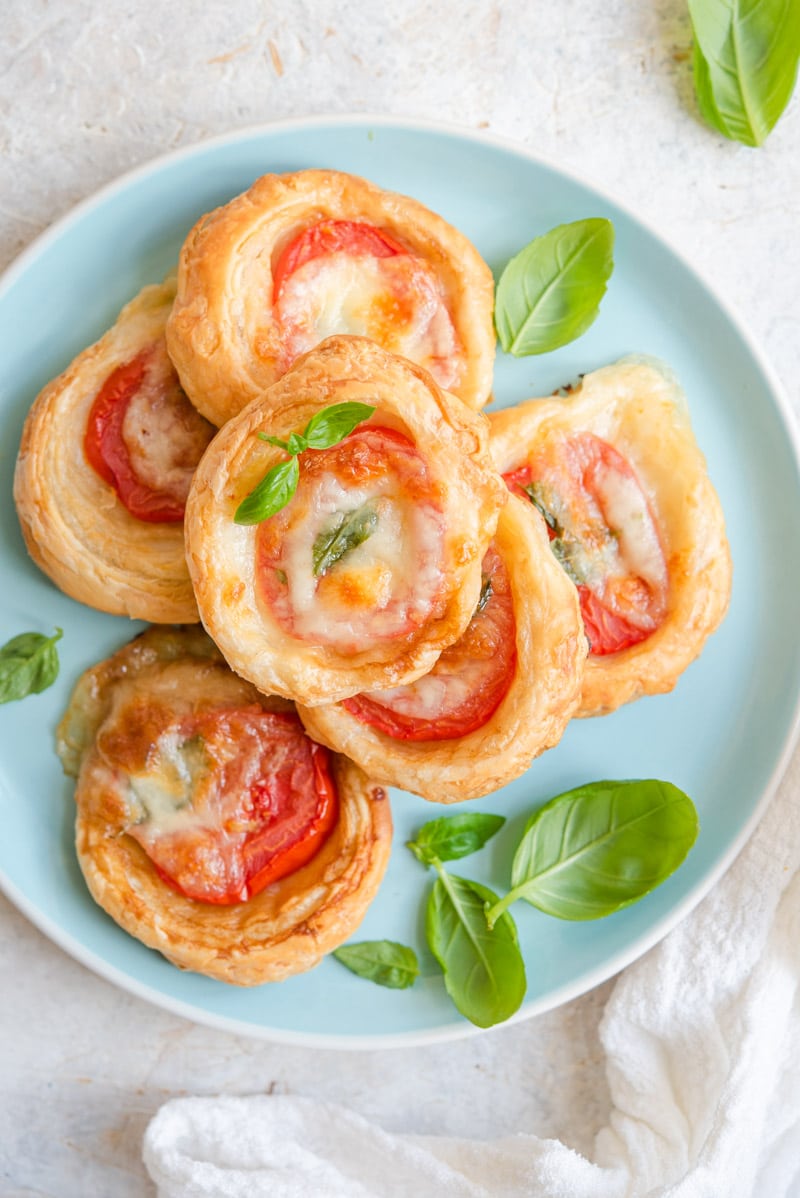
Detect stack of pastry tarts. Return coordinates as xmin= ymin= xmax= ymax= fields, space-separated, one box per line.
xmin=13 ymin=169 xmax=731 ymax=986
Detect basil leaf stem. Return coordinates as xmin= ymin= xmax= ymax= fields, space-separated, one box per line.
xmin=312 ymin=504 xmax=378 ymax=577
xmin=426 ymin=862 xmax=526 ymax=1028
xmin=333 ymin=941 xmax=419 ymax=989
xmin=485 ymin=779 xmax=699 ymax=928
xmin=494 ymin=218 xmax=614 ymax=357
xmin=407 ymin=812 xmax=506 ymax=867
xmin=234 ymin=401 xmax=375 ymax=526
xmin=689 ymin=0 xmax=800 ymax=147
xmin=0 ymin=627 xmax=63 ymax=704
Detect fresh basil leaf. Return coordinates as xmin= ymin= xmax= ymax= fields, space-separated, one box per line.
xmin=234 ymin=456 xmax=300 ymax=525
xmin=333 ymin=940 xmax=419 ymax=989
xmin=301 ymin=402 xmax=376 ymax=450
xmin=286 ymin=431 xmax=308 ymax=455
xmin=689 ymin=0 xmax=800 ymax=147
xmin=408 ymin=812 xmax=506 ymax=867
xmin=312 ymin=504 xmax=378 ymax=576
xmin=302 ymin=402 xmax=376 ymax=449
xmin=486 ymin=779 xmax=698 ymax=926
xmin=0 ymin=627 xmax=63 ymax=704
xmin=426 ymin=872 xmax=526 ymax=1028
xmin=494 ymin=218 xmax=614 ymax=356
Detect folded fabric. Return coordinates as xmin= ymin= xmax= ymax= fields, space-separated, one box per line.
xmin=144 ymin=745 xmax=800 ymax=1198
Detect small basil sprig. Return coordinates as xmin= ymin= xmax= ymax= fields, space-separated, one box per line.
xmin=333 ymin=941 xmax=419 ymax=989
xmin=409 ymin=812 xmax=525 ymax=1028
xmin=485 ymin=779 xmax=699 ymax=928
xmin=689 ymin=0 xmax=800 ymax=147
xmin=234 ymin=401 xmax=375 ymax=525
xmin=0 ymin=628 xmax=63 ymax=705
xmin=494 ymin=218 xmax=614 ymax=357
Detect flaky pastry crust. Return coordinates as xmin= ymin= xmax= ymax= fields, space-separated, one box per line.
xmin=58 ymin=626 xmax=392 ymax=986
xmin=298 ymin=496 xmax=587 ymax=803
xmin=184 ymin=335 xmax=507 ymax=706
xmin=166 ymin=168 xmax=496 ymax=425
xmin=489 ymin=357 xmax=732 ymax=717
xmin=13 ymin=279 xmax=202 ymax=623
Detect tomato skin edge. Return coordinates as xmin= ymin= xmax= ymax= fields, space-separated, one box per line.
xmin=272 ymin=219 xmax=408 ymax=299
xmin=84 ymin=349 xmax=187 ymax=523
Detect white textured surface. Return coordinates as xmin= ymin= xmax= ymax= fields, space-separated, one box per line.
xmin=1 ymin=2 xmax=799 ymax=1195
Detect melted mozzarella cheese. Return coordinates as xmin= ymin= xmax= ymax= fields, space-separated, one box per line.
xmin=276 ymin=253 xmax=461 ymax=389
xmin=274 ymin=471 xmax=445 ymax=651
xmin=592 ymin=463 xmax=667 ymax=591
xmin=126 ymin=728 xmax=211 ymax=835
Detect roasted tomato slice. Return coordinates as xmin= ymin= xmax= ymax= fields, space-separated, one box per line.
xmin=256 ymin=426 xmax=447 ymax=653
xmin=125 ymin=707 xmax=338 ymax=905
xmin=505 ymin=433 xmax=668 ymax=656
xmin=272 ymin=219 xmax=461 ymax=389
xmin=84 ymin=340 xmax=214 ymax=523
xmin=342 ymin=543 xmax=516 ymax=740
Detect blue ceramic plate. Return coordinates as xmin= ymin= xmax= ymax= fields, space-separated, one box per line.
xmin=1 ymin=117 xmax=799 ymax=1047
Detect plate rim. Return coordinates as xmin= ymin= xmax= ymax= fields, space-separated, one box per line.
xmin=1 ymin=111 xmax=799 ymax=1049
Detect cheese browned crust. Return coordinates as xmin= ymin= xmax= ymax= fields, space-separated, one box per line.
xmin=166 ymin=168 xmax=496 ymax=426
xmin=489 ymin=357 xmax=732 ymax=717
xmin=13 ymin=278 xmax=208 ymax=623
xmin=298 ymin=495 xmax=587 ymax=803
xmin=58 ymin=626 xmax=392 ymax=986
xmin=184 ymin=335 xmax=507 ymax=706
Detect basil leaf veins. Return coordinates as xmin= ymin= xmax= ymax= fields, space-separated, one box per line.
xmin=333 ymin=940 xmax=419 ymax=989
xmin=485 ymin=779 xmax=699 ymax=927
xmin=427 ymin=871 xmax=526 ymax=1028
xmin=689 ymin=0 xmax=800 ymax=147
xmin=0 ymin=627 xmax=63 ymax=704
xmin=494 ymin=218 xmax=614 ymax=357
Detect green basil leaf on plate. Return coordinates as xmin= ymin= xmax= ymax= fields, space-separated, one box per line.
xmin=333 ymin=940 xmax=419 ymax=989
xmin=407 ymin=812 xmax=506 ymax=867
xmin=0 ymin=628 xmax=63 ymax=704
xmin=426 ymin=873 xmax=526 ymax=1028
xmin=494 ymin=218 xmax=614 ymax=356
xmin=487 ymin=779 xmax=699 ymax=926
xmin=689 ymin=0 xmax=800 ymax=147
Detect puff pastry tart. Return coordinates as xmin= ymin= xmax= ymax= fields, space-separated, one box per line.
xmin=299 ymin=495 xmax=586 ymax=803
xmin=57 ymin=625 xmax=392 ymax=986
xmin=184 ymin=335 xmax=507 ymax=706
xmin=13 ymin=278 xmax=215 ymax=623
xmin=166 ymin=168 xmax=496 ymax=426
xmin=489 ymin=357 xmax=732 ymax=717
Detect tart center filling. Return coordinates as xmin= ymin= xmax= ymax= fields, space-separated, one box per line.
xmin=104 ymin=702 xmax=338 ymax=905
xmin=84 ymin=340 xmax=214 ymax=523
xmin=273 ymin=220 xmax=462 ymax=389
xmin=256 ymin=426 xmax=448 ymax=652
xmin=506 ymin=432 xmax=668 ymax=655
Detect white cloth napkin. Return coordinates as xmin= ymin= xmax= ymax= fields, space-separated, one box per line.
xmin=143 ymin=744 xmax=800 ymax=1198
